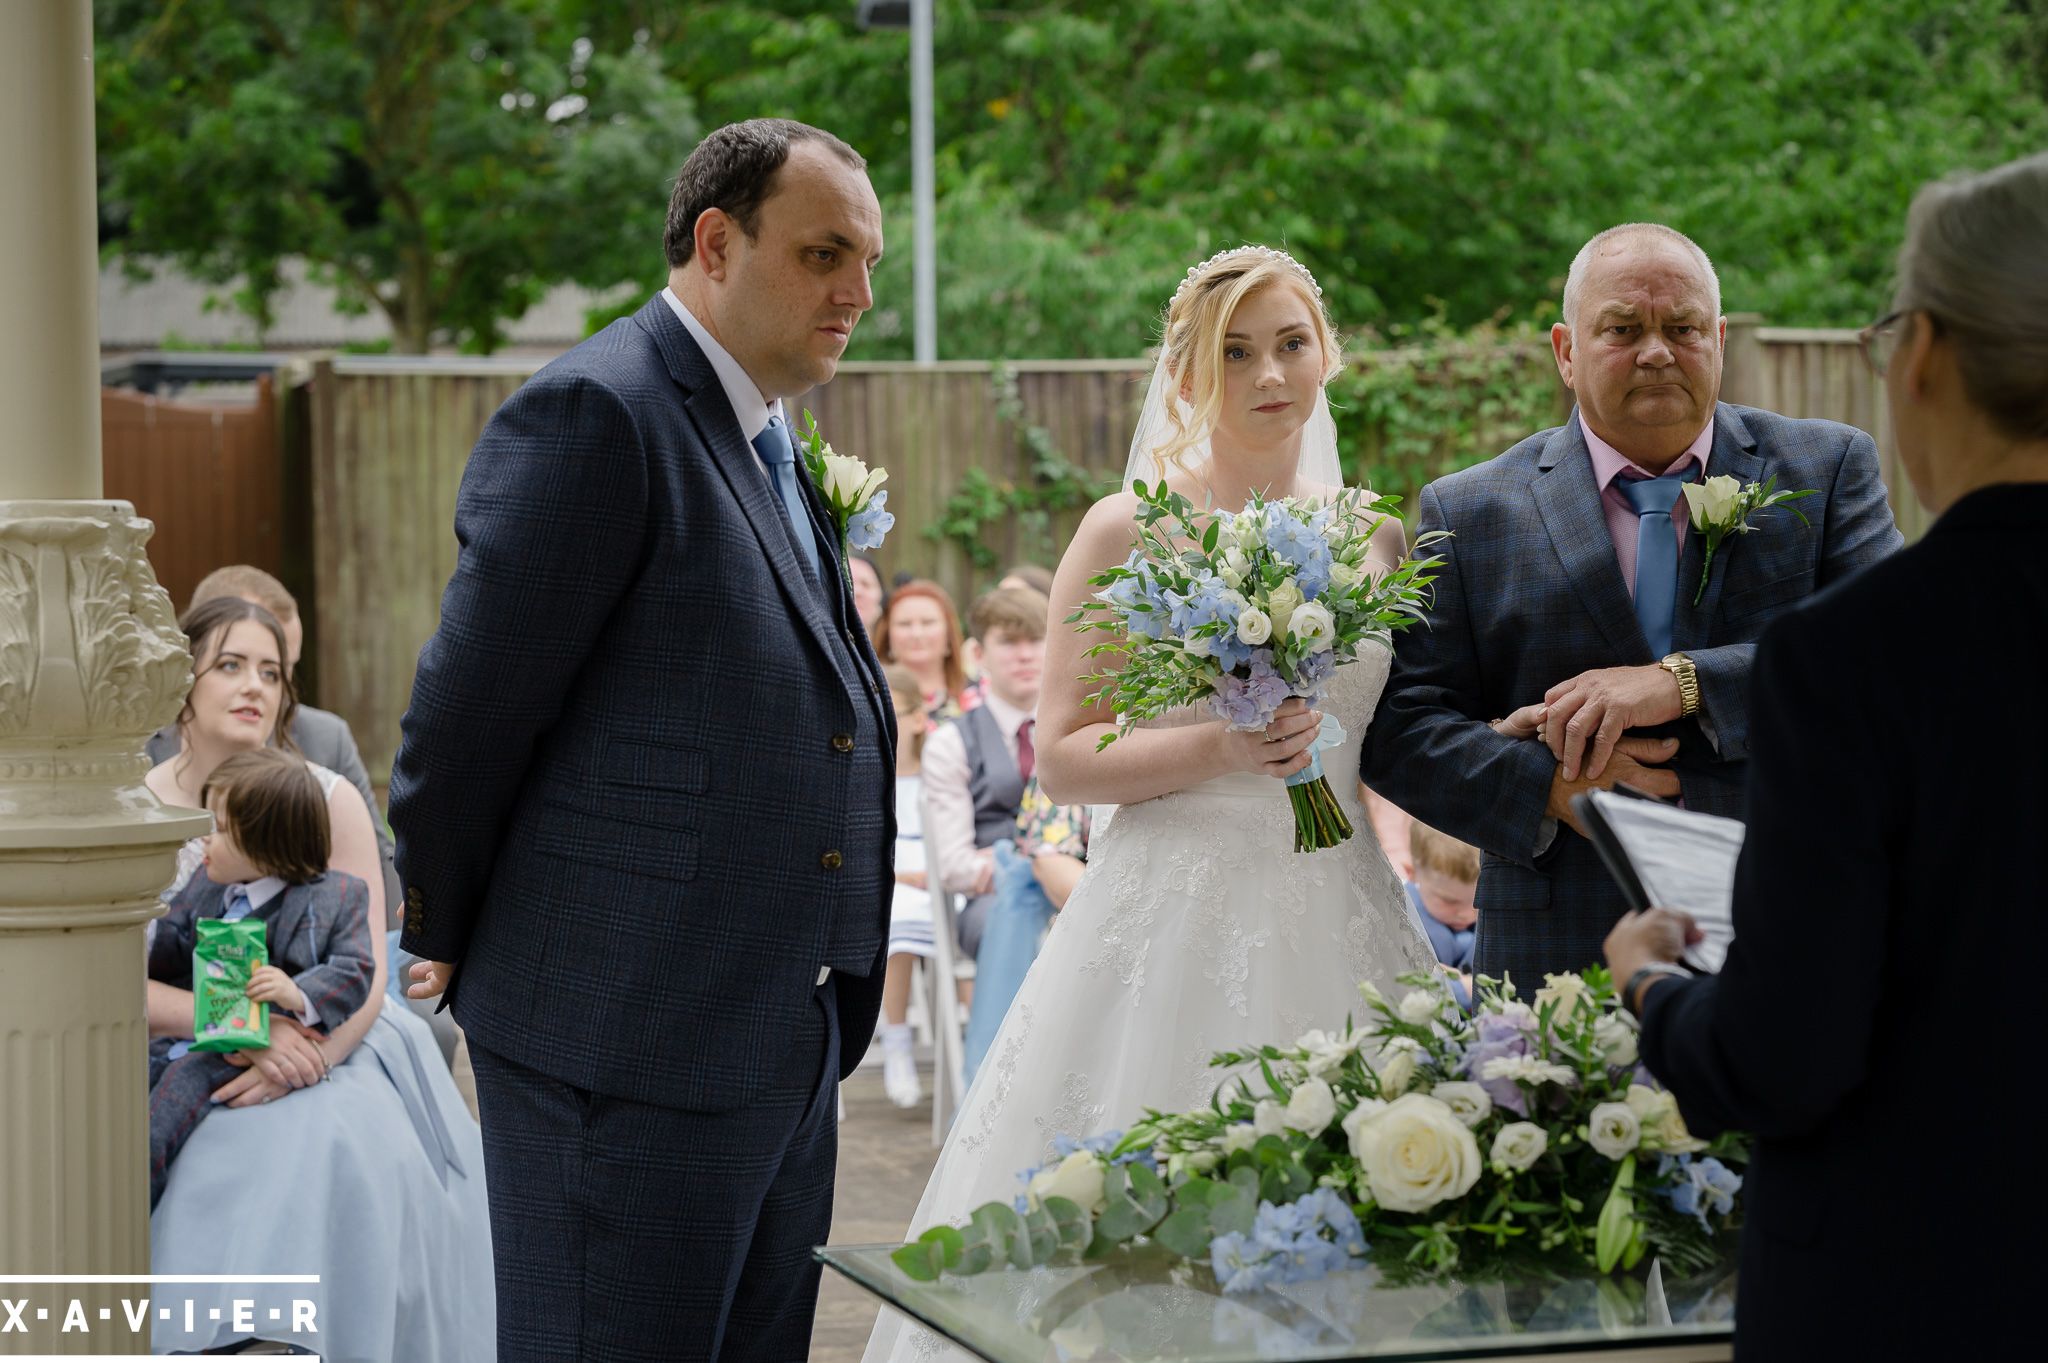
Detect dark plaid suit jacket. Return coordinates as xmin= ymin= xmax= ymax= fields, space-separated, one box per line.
xmin=390 ymin=295 xmax=896 ymax=1114
xmin=1363 ymin=402 xmax=1901 ymax=983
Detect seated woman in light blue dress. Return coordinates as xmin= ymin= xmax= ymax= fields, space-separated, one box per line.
xmin=143 ymin=597 xmax=494 ymax=1360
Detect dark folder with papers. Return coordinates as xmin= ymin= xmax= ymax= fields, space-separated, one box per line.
xmin=1571 ymin=788 xmax=1745 ymax=973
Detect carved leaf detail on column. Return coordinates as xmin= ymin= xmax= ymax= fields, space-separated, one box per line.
xmin=67 ymin=512 xmax=188 ymax=736
xmin=0 ymin=545 xmax=31 ymax=737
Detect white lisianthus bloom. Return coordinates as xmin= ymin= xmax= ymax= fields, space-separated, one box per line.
xmin=1429 ymin=1081 xmax=1494 ymax=1128
xmin=1287 ymin=600 xmax=1337 ymax=648
xmin=1221 ymin=1123 xmax=1259 ymax=1155
xmin=1028 ymin=1150 xmax=1107 ymax=1212
xmin=1253 ymin=1098 xmax=1287 ymax=1138
xmin=1296 ymin=1028 xmax=1364 ymax=1079
xmin=1376 ymin=1041 xmax=1418 ymax=1097
xmin=1399 ymin=988 xmax=1444 ymax=1024
xmin=1594 ymin=1013 xmax=1640 ymax=1067
xmin=1326 ymin=559 xmax=1361 ymax=594
xmin=1185 ymin=1149 xmax=1220 ymax=1174
xmin=1490 ymin=1121 xmax=1550 ymax=1172
xmin=1533 ymin=972 xmax=1590 ymax=1018
xmin=1478 ymin=1055 xmax=1577 ymax=1088
xmin=1680 ymin=474 xmax=1745 ymax=530
xmin=1264 ymin=580 xmax=1305 ymax=637
xmin=1218 ymin=547 xmax=1252 ymax=588
xmin=1183 ymin=633 xmax=1215 ymax=658
xmin=1346 ymin=1093 xmax=1483 ymax=1213
xmin=1284 ymin=1077 xmax=1338 ymax=1137
xmin=1625 ymin=1084 xmax=1708 ymax=1154
xmin=1236 ymin=607 xmax=1273 ymax=646
xmin=1340 ymin=1097 xmax=1388 ymax=1150
xmin=1358 ymin=980 xmax=1387 ymax=1009
xmin=1586 ymin=1102 xmax=1642 ymax=1160
xmin=820 ymin=451 xmax=885 ymax=508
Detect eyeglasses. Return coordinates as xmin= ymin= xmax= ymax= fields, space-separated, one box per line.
xmin=1857 ymin=310 xmax=1906 ymax=376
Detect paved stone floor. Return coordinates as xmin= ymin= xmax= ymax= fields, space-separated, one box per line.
xmin=811 ymin=1047 xmax=946 ymax=1363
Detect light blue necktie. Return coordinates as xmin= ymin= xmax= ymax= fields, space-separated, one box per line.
xmin=222 ymin=885 xmax=253 ymax=921
xmin=752 ymin=415 xmax=821 ymax=577
xmin=1618 ymin=468 xmax=1696 ymax=659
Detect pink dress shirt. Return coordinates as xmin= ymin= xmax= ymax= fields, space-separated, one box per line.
xmin=1579 ymin=412 xmax=1715 ymax=599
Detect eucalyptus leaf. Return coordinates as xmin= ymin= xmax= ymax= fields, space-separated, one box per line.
xmin=1152 ymin=1204 xmax=1216 ymax=1259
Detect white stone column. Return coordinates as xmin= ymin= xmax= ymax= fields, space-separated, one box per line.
xmin=0 ymin=3 xmax=208 ymax=1354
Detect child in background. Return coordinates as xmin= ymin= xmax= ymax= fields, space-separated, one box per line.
xmin=1405 ymin=820 xmax=1479 ymax=1008
xmin=145 ymin=749 xmax=376 ymax=1206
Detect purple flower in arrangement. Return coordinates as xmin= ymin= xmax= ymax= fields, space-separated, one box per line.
xmin=844 ymin=490 xmax=894 ymax=551
xmin=1293 ymin=649 xmax=1336 ymax=697
xmin=1461 ymin=1015 xmax=1536 ymax=1116
xmin=1211 ymin=650 xmax=1293 ymax=729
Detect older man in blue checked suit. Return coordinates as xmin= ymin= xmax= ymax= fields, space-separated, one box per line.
xmin=1364 ymin=223 xmax=1902 ymax=987
xmin=390 ymin=120 xmax=895 ymax=1363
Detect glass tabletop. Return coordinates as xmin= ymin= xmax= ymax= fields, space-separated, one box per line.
xmin=819 ymin=1242 xmax=1735 ymax=1362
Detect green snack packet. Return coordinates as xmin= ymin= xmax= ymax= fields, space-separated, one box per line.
xmin=191 ymin=917 xmax=270 ymax=1052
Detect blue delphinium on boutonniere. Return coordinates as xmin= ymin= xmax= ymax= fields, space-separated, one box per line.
xmin=1680 ymin=474 xmax=1820 ymax=604
xmin=795 ymin=409 xmax=894 ymax=570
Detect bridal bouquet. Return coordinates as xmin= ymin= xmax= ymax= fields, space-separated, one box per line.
xmin=892 ymin=968 xmax=1745 ymax=1291
xmin=1073 ymin=481 xmax=1444 ymax=851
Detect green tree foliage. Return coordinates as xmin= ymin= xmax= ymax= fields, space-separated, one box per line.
xmin=95 ymin=0 xmax=697 ymax=351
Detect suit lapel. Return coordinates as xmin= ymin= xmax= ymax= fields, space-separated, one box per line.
xmin=641 ymin=299 xmax=863 ymax=697
xmin=1532 ymin=413 xmax=1651 ymax=662
xmin=1672 ymin=404 xmax=1764 ymax=653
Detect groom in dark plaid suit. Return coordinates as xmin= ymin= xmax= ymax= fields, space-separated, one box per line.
xmin=1364 ymin=223 xmax=1901 ymax=987
xmin=390 ymin=121 xmax=894 ymax=1362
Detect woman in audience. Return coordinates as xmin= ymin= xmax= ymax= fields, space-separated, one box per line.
xmin=144 ymin=597 xmax=494 ymax=1359
xmin=878 ymin=663 xmax=934 ymax=1108
xmin=1606 ymin=151 xmax=2047 ymax=1360
xmin=849 ymin=551 xmax=889 ymax=636
xmin=874 ymin=579 xmax=974 ymax=728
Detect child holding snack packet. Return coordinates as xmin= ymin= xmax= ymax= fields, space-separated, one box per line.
xmin=145 ymin=748 xmax=376 ymax=1207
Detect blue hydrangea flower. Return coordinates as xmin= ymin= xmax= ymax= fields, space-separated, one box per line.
xmin=1264 ymin=503 xmax=1335 ymax=598
xmin=1210 ymin=1231 xmax=1276 ymax=1294
xmin=844 ymin=489 xmax=894 ymax=551
xmin=1658 ymin=1154 xmax=1742 ymax=1229
xmin=1100 ymin=553 xmax=1171 ymax=640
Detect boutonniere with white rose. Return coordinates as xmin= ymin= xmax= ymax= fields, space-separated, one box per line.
xmin=795 ymin=409 xmax=894 ymax=569
xmin=1680 ymin=474 xmax=1819 ymax=605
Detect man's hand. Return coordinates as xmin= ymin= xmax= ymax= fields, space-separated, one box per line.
xmin=1603 ymin=907 xmax=1704 ymax=997
xmin=245 ymin=965 xmax=306 ymax=1014
xmin=406 ymin=958 xmax=457 ymax=1001
xmin=1543 ymin=665 xmax=1686 ymax=782
xmin=1545 ymin=736 xmax=1681 ymax=836
xmin=212 ymin=1017 xmax=329 ymax=1108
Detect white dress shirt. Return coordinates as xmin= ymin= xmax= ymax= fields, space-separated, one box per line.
xmin=921 ymin=692 xmax=1033 ymax=895
xmin=661 ymin=287 xmax=784 ymax=467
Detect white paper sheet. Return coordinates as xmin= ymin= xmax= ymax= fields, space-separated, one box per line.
xmin=1586 ymin=791 xmax=1746 ymax=973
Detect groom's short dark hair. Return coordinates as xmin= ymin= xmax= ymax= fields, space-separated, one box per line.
xmin=664 ymin=119 xmax=867 ymax=268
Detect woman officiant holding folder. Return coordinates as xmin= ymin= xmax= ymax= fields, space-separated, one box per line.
xmin=1605 ymin=152 xmax=2048 ymax=1360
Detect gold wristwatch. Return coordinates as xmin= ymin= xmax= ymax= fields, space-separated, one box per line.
xmin=1659 ymin=652 xmax=1701 ymax=718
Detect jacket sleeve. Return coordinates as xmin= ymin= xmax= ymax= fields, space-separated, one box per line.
xmin=1686 ymin=426 xmax=1902 ymax=762
xmin=290 ymin=874 xmax=378 ymax=1033
xmin=388 ymin=374 xmax=651 ymax=963
xmin=1640 ymin=609 xmax=1895 ymax=1140
xmin=1361 ymin=482 xmax=1559 ymax=867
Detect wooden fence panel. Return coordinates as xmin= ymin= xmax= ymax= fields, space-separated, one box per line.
xmin=101 ymin=375 xmax=280 ymax=617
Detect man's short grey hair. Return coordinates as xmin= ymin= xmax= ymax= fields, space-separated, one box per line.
xmin=1561 ymin=223 xmax=1722 ymax=330
xmin=1893 ymin=151 xmax=2048 ymax=441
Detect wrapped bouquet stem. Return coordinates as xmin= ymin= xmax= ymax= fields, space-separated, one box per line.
xmin=1075 ymin=481 xmax=1445 ymax=852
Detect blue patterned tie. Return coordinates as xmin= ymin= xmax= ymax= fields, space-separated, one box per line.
xmin=1618 ymin=469 xmax=1696 ymax=659
xmin=752 ymin=415 xmax=820 ymax=577
xmin=222 ymin=885 xmax=252 ymax=921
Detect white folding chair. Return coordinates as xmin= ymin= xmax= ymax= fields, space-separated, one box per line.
xmin=923 ymin=890 xmax=974 ymax=1145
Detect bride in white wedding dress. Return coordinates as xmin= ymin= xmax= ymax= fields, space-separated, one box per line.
xmin=862 ymin=246 xmax=1442 ymax=1361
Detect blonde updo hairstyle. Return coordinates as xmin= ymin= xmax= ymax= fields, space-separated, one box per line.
xmin=1148 ymin=249 xmax=1343 ymax=478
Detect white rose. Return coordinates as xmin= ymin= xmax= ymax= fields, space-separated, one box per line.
xmin=1585 ymin=1102 xmax=1642 ymax=1160
xmin=1680 ymin=473 xmax=1744 ymax=530
xmin=1533 ymin=972 xmax=1590 ymax=1018
xmin=1287 ymin=600 xmax=1336 ymax=648
xmin=1221 ymin=1123 xmax=1259 ymax=1155
xmin=1028 ymin=1150 xmax=1107 ymax=1212
xmin=1283 ymin=1077 xmax=1337 ymax=1137
xmin=1235 ymin=607 xmax=1273 ymax=645
xmin=820 ymin=451 xmax=884 ymax=507
xmin=1489 ymin=1121 xmax=1550 ymax=1172
xmin=1377 ymin=1043 xmax=1417 ymax=1097
xmin=1625 ymin=1084 xmax=1708 ymax=1154
xmin=1346 ymin=1093 xmax=1483 ymax=1213
xmin=1429 ymin=1081 xmax=1494 ymax=1128
xmin=1253 ymin=1098 xmax=1287 ymax=1138
xmin=1594 ymin=1013 xmax=1640 ymax=1067
xmin=1263 ymin=580 xmax=1304 ymax=637
xmin=1399 ymin=988 xmax=1443 ymax=1024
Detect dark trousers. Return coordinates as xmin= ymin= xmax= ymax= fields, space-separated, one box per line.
xmin=148 ymin=1050 xmax=243 ymax=1208
xmin=468 ymin=976 xmax=841 ymax=1363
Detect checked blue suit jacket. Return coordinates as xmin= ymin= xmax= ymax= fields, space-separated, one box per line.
xmin=1362 ymin=402 xmax=1902 ymax=983
xmin=390 ymin=295 xmax=896 ymax=1114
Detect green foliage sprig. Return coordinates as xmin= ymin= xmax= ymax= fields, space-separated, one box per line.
xmin=925 ymin=361 xmax=1110 ymax=569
